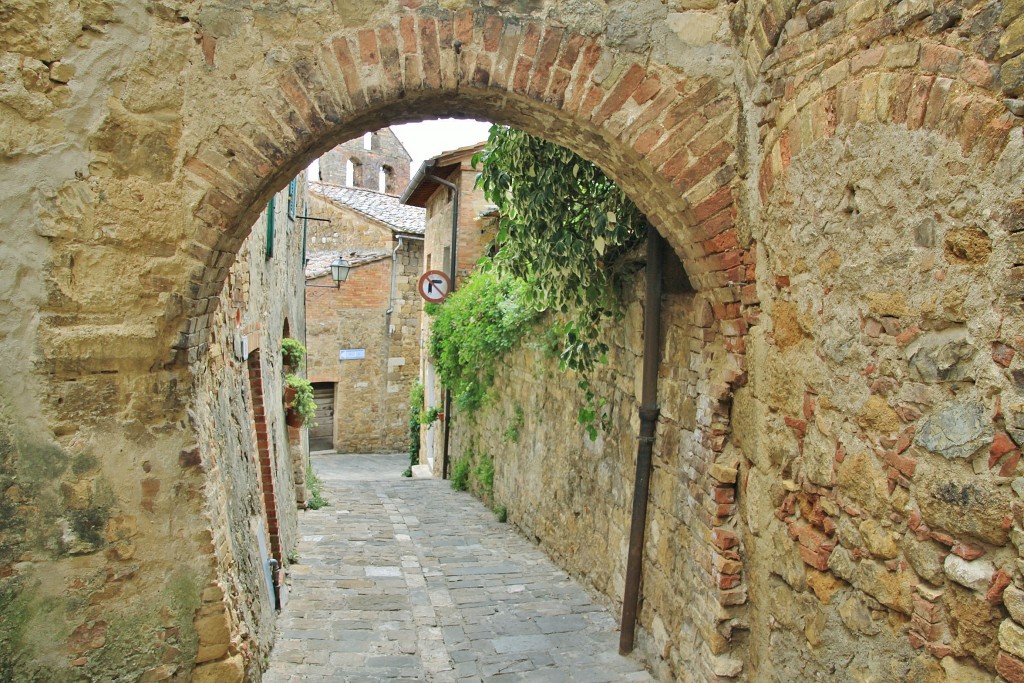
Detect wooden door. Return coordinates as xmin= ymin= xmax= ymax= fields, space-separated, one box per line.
xmin=309 ymin=383 xmax=335 ymax=451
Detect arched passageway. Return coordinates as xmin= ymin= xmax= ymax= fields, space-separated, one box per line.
xmin=1 ymin=1 xmax=1021 ymax=681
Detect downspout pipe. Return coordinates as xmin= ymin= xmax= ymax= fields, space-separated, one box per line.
xmin=619 ymin=225 xmax=664 ymax=655
xmin=426 ymin=172 xmax=459 ymax=480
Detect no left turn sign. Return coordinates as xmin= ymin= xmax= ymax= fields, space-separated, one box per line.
xmin=418 ymin=270 xmax=452 ymax=303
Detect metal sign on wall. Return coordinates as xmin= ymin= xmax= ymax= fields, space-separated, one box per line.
xmin=418 ymin=270 xmax=452 ymax=303
xmin=339 ymin=349 xmax=366 ymax=361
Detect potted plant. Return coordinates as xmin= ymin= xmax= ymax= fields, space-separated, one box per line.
xmin=281 ymin=338 xmax=306 ymax=372
xmin=284 ymin=374 xmax=317 ymax=428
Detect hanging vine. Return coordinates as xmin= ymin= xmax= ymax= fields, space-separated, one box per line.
xmin=473 ymin=126 xmax=650 ymax=437
xmin=427 ymin=126 xmax=651 ymax=438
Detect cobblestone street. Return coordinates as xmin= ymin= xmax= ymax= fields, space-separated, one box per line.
xmin=263 ymin=454 xmax=654 ymax=683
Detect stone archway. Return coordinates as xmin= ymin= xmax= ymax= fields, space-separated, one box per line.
xmin=1 ymin=0 xmax=1022 ymax=681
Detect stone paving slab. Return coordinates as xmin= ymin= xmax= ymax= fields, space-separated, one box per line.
xmin=263 ymin=453 xmax=653 ymax=683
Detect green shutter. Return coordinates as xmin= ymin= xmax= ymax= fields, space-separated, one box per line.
xmin=287 ymin=178 xmax=297 ymax=219
xmin=265 ymin=196 xmax=275 ymax=259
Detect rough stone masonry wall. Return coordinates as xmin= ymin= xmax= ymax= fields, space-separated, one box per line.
xmin=1 ymin=0 xmax=1021 ymax=681
xmin=384 ymin=240 xmax=425 ymax=452
xmin=732 ymin=0 xmax=1024 ymax=678
xmin=449 ymin=268 xmax=703 ymax=683
xmin=187 ymin=183 xmax=307 ymax=679
xmin=319 ymin=127 xmax=412 ymax=193
xmin=305 ymin=191 xmax=395 ymax=253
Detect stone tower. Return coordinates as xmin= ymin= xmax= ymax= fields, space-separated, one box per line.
xmin=318 ymin=127 xmax=412 ymax=195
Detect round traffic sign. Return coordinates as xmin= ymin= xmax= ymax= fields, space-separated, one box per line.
xmin=418 ymin=270 xmax=452 ymax=303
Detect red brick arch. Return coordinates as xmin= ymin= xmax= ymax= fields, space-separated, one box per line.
xmin=177 ymin=7 xmax=752 ymax=366
xmin=175 ymin=14 xmax=758 ymax=671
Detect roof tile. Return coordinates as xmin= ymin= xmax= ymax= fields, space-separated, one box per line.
xmin=309 ymin=182 xmax=425 ymax=234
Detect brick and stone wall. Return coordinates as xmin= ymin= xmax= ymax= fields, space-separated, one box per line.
xmin=448 ymin=267 xmax=705 ymax=682
xmin=188 ymin=177 xmax=308 ymax=678
xmin=307 ymin=240 xmax=423 ymax=453
xmin=1 ymin=1 xmax=1021 ymax=681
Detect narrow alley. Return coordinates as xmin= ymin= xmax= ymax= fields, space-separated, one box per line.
xmin=262 ymin=454 xmax=654 ymax=683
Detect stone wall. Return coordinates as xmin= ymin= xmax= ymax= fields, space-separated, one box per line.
xmin=185 ymin=175 xmax=308 ymax=678
xmin=739 ymin=124 xmax=1024 ymax=680
xmin=305 ymin=192 xmax=394 ymax=253
xmin=385 ymin=240 xmax=426 ymax=451
xmin=448 ymin=256 xmax=725 ymax=682
xmin=307 ymin=240 xmax=422 ymax=453
xmin=1 ymin=0 xmax=1021 ymax=681
xmin=319 ymin=127 xmax=412 ymax=194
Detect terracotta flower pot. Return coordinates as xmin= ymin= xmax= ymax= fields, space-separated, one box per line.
xmin=283 ymin=385 xmax=297 ymax=406
xmin=286 ymin=409 xmax=304 ymax=428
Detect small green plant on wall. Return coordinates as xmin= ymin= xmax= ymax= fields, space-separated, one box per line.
xmin=281 ymin=338 xmax=306 ymax=370
xmin=473 ymin=453 xmax=495 ymax=503
xmin=503 ymin=406 xmax=524 ymax=443
xmin=406 ymin=381 xmax=424 ymax=477
xmin=450 ymin=456 xmax=471 ymax=491
xmin=306 ymin=463 xmax=328 ymax=510
xmin=285 ymin=374 xmax=317 ymax=427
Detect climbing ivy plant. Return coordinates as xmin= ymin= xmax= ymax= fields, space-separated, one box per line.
xmin=426 ymin=270 xmax=537 ymax=412
xmin=472 ymin=126 xmax=650 ymax=436
xmin=426 ymin=127 xmax=651 ymax=438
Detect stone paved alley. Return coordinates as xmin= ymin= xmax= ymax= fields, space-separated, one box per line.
xmin=263 ymin=454 xmax=654 ymax=683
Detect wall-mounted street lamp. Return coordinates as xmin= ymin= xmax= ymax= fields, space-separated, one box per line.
xmin=306 ymin=257 xmax=351 ymax=289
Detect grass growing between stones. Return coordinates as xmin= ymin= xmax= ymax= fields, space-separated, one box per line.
xmin=306 ymin=463 xmax=328 ymax=510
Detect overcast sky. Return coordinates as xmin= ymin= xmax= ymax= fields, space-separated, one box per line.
xmin=392 ymin=118 xmax=493 ymax=173
xmin=307 ymin=118 xmax=493 ymax=185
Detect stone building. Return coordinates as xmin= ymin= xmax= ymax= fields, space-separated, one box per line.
xmin=317 ymin=127 xmax=412 ymax=195
xmin=2 ymin=1 xmax=1024 ymax=681
xmin=303 ymin=132 xmax=425 ymax=453
xmin=186 ymin=174 xmax=310 ymax=678
xmin=400 ymin=142 xmax=496 ymax=474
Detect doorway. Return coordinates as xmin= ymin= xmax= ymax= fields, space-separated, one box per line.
xmin=310 ymin=382 xmax=335 ymax=452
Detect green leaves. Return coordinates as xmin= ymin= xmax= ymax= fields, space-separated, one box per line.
xmin=468 ymin=126 xmax=650 ymax=438
xmin=429 ymin=127 xmax=649 ymax=437
xmin=427 ymin=270 xmax=537 ymax=412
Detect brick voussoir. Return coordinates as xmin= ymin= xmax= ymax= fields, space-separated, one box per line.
xmin=564 ymin=40 xmax=602 ymax=113
xmin=527 ymin=26 xmax=564 ymax=100
xmin=490 ymin=17 xmax=523 ymax=90
xmin=418 ymin=17 xmax=442 ymax=90
xmin=332 ymin=35 xmax=368 ymax=107
xmin=591 ymin=62 xmax=647 ymax=127
xmin=292 ymin=59 xmax=346 ymax=126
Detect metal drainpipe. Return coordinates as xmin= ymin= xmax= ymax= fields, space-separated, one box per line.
xmin=385 ymin=234 xmax=426 ymax=325
xmin=385 ymin=235 xmax=406 ymax=326
xmin=426 ymin=173 xmax=459 ymax=480
xmin=619 ymin=225 xmax=664 ymax=655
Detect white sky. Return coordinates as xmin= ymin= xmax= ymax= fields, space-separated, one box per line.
xmin=306 ymin=118 xmax=493 ymax=185
xmin=392 ymin=119 xmax=493 ymax=173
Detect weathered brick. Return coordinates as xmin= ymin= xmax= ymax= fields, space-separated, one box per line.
xmin=1000 ymin=651 xmax=1024 ymax=683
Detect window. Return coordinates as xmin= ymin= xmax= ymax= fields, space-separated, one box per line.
xmin=363 ymin=132 xmax=372 ymax=151
xmin=287 ymin=178 xmax=297 ymax=219
xmin=345 ymin=158 xmax=362 ymax=187
xmin=442 ymin=246 xmax=451 ymax=274
xmin=265 ymin=196 xmax=276 ymax=259
xmin=378 ymin=166 xmax=392 ymax=193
